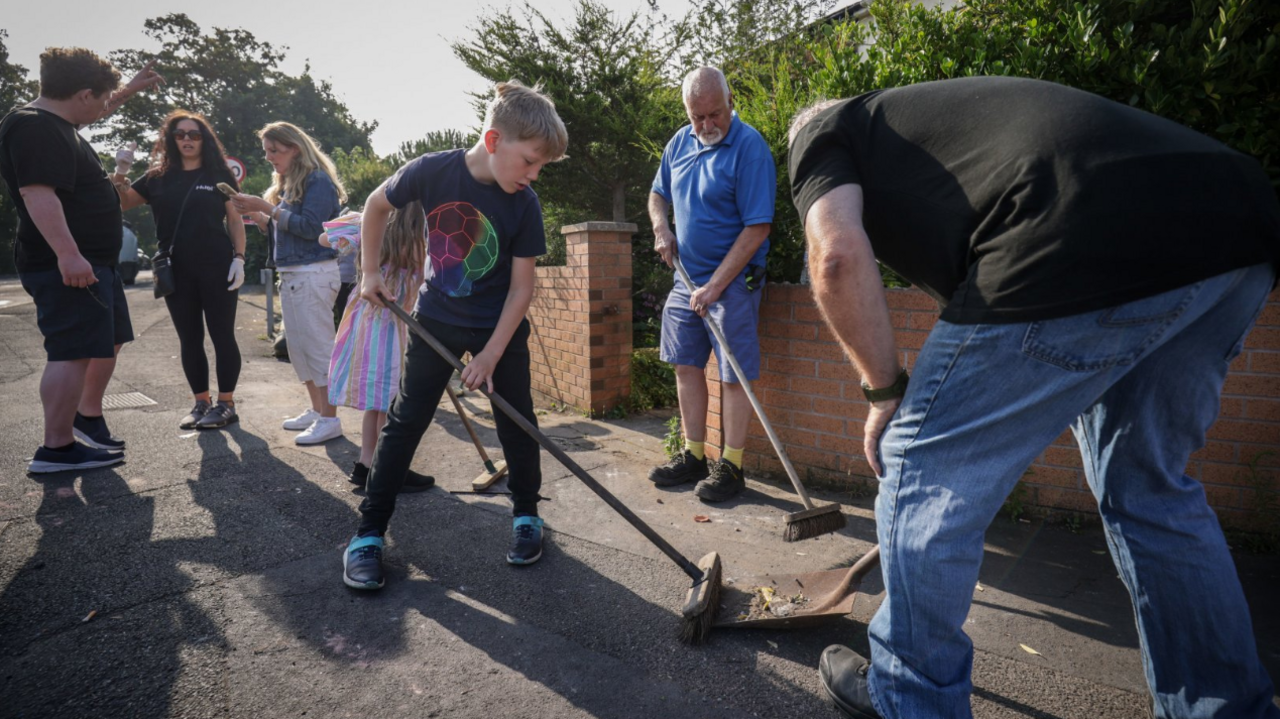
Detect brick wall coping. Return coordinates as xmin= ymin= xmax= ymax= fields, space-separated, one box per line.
xmin=561 ymin=222 xmax=639 ymax=233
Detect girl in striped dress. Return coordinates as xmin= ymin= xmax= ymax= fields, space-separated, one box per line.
xmin=324 ymin=202 xmax=431 ymax=489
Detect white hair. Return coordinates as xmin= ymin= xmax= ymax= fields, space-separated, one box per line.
xmin=788 ymin=99 xmax=842 ymax=146
xmin=681 ymin=67 xmax=730 ymax=105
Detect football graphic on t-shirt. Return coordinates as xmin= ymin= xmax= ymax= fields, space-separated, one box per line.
xmin=426 ymin=202 xmax=499 ymax=298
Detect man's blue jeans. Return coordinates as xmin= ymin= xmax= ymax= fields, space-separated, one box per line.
xmin=867 ymin=263 xmax=1279 ymax=719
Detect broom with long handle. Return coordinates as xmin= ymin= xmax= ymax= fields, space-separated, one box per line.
xmin=674 ymin=257 xmax=846 ymax=541
xmin=384 ymin=301 xmax=723 ymax=644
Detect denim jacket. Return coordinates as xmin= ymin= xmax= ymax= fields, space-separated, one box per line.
xmin=273 ymin=169 xmax=340 ymax=268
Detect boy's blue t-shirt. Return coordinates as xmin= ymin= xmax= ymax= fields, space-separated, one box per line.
xmin=384 ymin=149 xmax=547 ymax=328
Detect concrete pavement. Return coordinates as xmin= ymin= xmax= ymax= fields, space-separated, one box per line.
xmin=0 ymin=275 xmax=1276 ymax=718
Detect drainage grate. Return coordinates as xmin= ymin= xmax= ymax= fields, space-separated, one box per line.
xmin=102 ymin=392 xmax=158 ymax=410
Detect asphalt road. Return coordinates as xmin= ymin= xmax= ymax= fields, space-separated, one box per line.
xmin=0 ymin=275 xmax=1276 ymax=718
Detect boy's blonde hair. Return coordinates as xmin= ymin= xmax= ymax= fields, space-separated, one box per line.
xmin=483 ymin=80 xmax=569 ymax=161
xmin=258 ymin=121 xmax=349 ymax=206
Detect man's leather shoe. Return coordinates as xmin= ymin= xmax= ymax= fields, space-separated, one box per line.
xmin=819 ymin=646 xmax=882 ymax=719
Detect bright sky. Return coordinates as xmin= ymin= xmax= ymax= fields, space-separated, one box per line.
xmin=2 ymin=0 xmax=704 ymax=156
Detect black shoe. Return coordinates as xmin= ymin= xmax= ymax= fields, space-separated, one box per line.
xmin=349 ymin=463 xmax=435 ymax=493
xmin=343 ymin=534 xmax=385 ymax=590
xmin=179 ymin=400 xmax=211 ymax=430
xmin=28 ymin=443 xmax=125 ymax=474
xmin=349 ymin=462 xmax=370 ymax=486
xmin=195 ymin=401 xmax=238 ymax=429
xmin=693 ymin=458 xmax=746 ymax=502
xmin=399 ymin=470 xmax=436 ymax=493
xmin=648 ymin=450 xmax=709 ymax=486
xmin=507 ymin=516 xmax=544 ymax=565
xmin=819 ymin=646 xmax=882 ymax=719
xmin=73 ymin=413 xmax=124 ymax=451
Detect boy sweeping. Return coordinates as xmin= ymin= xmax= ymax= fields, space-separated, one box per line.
xmin=344 ymin=81 xmax=568 ymax=589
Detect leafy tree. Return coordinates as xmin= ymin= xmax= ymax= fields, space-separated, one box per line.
xmin=101 ymin=14 xmax=376 ymax=182
xmin=0 ymin=30 xmax=40 ymax=273
xmin=453 ymin=0 xmax=684 ymax=225
xmin=729 ymin=0 xmax=1280 ymax=282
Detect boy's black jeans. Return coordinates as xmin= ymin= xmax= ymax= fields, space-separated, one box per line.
xmin=357 ymin=313 xmax=542 ymax=536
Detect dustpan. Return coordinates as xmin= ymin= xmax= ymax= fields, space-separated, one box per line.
xmin=714 ymin=546 xmax=880 ymax=630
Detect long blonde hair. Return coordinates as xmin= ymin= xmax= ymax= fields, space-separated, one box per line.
xmin=369 ymin=201 xmax=425 ymax=275
xmin=258 ymin=121 xmax=348 ymax=206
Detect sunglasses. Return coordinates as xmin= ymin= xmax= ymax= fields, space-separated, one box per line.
xmin=172 ymin=130 xmax=204 ymax=141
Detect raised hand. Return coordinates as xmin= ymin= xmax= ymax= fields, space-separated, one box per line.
xmin=115 ymin=141 xmax=137 ymax=175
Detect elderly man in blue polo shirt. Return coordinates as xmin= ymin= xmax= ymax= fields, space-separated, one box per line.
xmin=647 ymin=66 xmax=777 ymax=502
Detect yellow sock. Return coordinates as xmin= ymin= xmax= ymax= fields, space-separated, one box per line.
xmin=685 ymin=439 xmax=705 ymax=461
xmin=723 ymin=446 xmax=744 ymax=469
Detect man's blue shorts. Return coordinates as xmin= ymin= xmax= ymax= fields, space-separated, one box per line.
xmin=660 ymin=269 xmax=761 ymax=384
xmin=20 ymin=265 xmax=134 ymax=362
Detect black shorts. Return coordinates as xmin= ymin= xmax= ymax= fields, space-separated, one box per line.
xmin=20 ymin=265 xmax=134 ymax=361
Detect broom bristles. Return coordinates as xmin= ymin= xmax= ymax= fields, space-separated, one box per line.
xmin=783 ymin=506 xmax=847 ymax=542
xmin=678 ymin=552 xmax=722 ymax=645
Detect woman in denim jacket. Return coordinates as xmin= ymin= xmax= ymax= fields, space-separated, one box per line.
xmin=233 ymin=121 xmax=346 ymax=444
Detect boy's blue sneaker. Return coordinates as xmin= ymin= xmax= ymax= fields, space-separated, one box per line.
xmin=73 ymin=413 xmax=124 ymax=452
xmin=507 ymin=516 xmax=544 ymax=565
xmin=343 ymin=534 xmax=385 ymax=590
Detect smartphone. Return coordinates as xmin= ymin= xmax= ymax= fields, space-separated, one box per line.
xmin=216 ymin=182 xmax=238 ymax=199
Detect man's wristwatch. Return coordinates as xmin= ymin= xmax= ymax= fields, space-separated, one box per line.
xmin=862 ymin=368 xmax=910 ymax=402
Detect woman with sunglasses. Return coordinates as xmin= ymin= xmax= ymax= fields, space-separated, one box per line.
xmin=111 ymin=110 xmax=247 ymax=429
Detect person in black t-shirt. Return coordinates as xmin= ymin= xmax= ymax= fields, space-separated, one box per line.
xmin=111 ymin=110 xmax=247 ymax=430
xmin=0 ymin=47 xmax=162 ymax=474
xmin=788 ymin=77 xmax=1280 ymax=719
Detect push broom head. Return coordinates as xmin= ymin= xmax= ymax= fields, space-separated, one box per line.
xmin=783 ymin=503 xmax=847 ymax=542
xmin=678 ymin=552 xmax=722 ymax=645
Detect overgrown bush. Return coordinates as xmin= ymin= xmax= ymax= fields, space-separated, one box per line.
xmin=628 ymin=347 xmax=679 ymax=411
xmin=730 ymin=0 xmax=1280 ymax=282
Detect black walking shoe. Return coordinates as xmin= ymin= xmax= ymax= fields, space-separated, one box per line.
xmin=349 ymin=463 xmax=435 ymax=493
xmin=195 ymin=401 xmax=238 ymax=429
xmin=349 ymin=462 xmax=370 ymax=486
xmin=647 ymin=450 xmax=709 ymax=486
xmin=507 ymin=516 xmax=544 ymax=565
xmin=28 ymin=443 xmax=125 ymax=474
xmin=694 ymin=459 xmax=746 ymax=502
xmin=343 ymin=534 xmax=385 ymax=590
xmin=400 ymin=470 xmax=436 ymax=493
xmin=818 ymin=646 xmax=882 ymax=719
xmin=73 ymin=413 xmax=124 ymax=452
xmin=179 ymin=400 xmax=211 ymax=430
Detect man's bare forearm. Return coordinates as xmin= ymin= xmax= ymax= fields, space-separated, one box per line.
xmin=648 ymin=193 xmax=671 ymax=232
xmin=806 ymin=186 xmax=900 ymax=388
xmin=20 ymin=187 xmax=81 ymax=259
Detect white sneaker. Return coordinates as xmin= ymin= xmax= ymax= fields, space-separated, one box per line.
xmin=282 ymin=408 xmax=320 ymax=431
xmin=295 ymin=417 xmax=342 ymax=445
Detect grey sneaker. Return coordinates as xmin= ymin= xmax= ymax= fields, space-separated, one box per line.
xmin=179 ymin=400 xmax=211 ymax=430
xmin=196 ymin=401 xmax=238 ymax=429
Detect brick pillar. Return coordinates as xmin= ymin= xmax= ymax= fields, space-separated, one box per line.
xmin=528 ymin=222 xmax=635 ymax=415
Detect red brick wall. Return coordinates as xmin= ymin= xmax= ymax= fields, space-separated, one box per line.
xmin=528 ymin=223 xmax=634 ymax=414
xmin=706 ymin=284 xmax=1280 ymax=528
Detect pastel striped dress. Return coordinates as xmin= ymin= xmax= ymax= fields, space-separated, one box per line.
xmin=327 ymin=263 xmax=424 ymax=412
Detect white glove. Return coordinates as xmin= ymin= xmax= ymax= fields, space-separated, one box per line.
xmin=227 ymin=257 xmax=245 ymax=291
xmin=115 ymin=141 xmax=137 ymax=175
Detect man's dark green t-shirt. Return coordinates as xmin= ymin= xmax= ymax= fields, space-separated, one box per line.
xmin=789 ymin=76 xmax=1280 ymax=324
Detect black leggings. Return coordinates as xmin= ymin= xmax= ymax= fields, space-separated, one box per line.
xmin=165 ymin=256 xmax=242 ymax=395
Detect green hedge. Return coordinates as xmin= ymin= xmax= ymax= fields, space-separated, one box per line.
xmin=730 ymin=0 xmax=1279 ymax=282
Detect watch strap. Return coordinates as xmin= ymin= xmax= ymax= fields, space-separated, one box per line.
xmin=862 ymin=368 xmax=909 ymax=402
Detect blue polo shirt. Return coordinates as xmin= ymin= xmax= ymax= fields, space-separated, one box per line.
xmin=652 ymin=114 xmax=776 ymax=285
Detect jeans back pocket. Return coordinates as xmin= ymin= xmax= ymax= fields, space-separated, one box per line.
xmin=1022 ymin=283 xmax=1202 ymax=372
